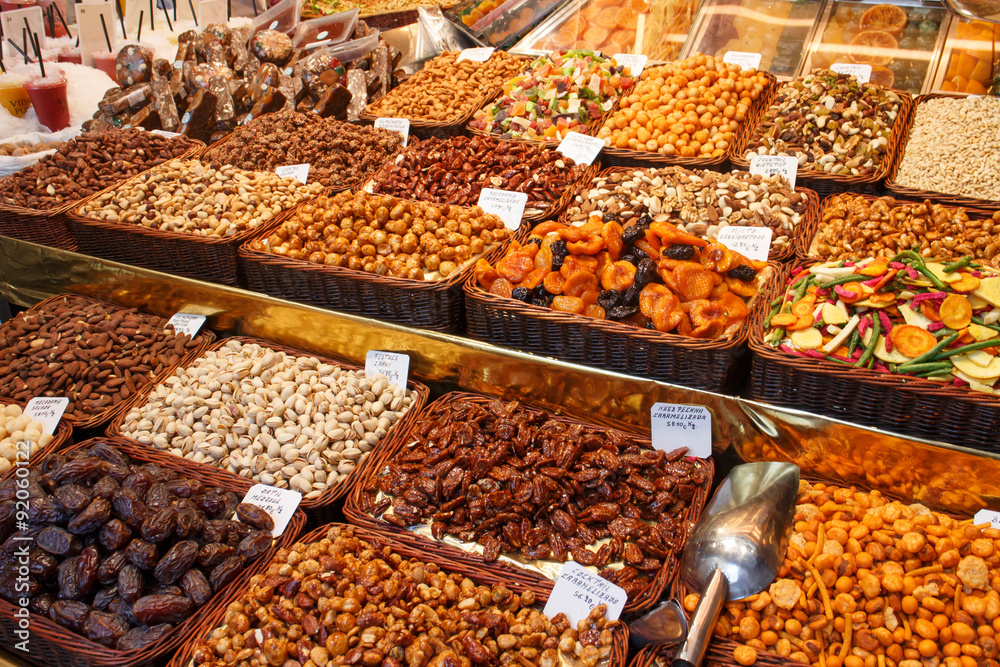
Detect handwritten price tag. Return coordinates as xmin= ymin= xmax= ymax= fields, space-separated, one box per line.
xmin=276 ymin=164 xmax=311 ymax=184
xmin=717 ymin=226 xmax=773 ymax=262
xmin=374 ymin=117 xmax=409 ymax=147
xmin=477 ymin=188 xmax=528 ymax=230
xmin=974 ymin=510 xmax=1000 ymax=528
xmin=613 ymin=53 xmax=647 ymax=75
xmin=458 ymin=47 xmax=495 ymax=62
xmin=240 ymin=484 xmax=301 ymax=536
xmin=651 ymin=403 xmax=711 ymax=458
xmin=556 ymin=131 xmax=604 ymax=166
xmin=749 ymin=154 xmax=799 ymax=190
xmin=723 ymin=51 xmax=762 ymax=71
xmin=544 ymin=562 xmax=627 ymax=626
xmin=167 ymin=313 xmax=207 ymax=337
xmin=24 ymin=397 xmax=69 ymax=436
xmin=830 ymin=63 xmax=872 ymax=84
xmin=365 ymin=351 xmax=410 ymax=388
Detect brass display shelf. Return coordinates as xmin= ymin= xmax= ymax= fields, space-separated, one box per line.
xmin=2 ymin=234 xmax=999 ymax=517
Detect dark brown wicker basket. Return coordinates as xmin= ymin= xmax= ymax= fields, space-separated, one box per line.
xmin=559 ymin=165 xmax=821 ymax=263
xmin=238 ymin=201 xmax=526 ymax=332
xmin=885 ymin=93 xmax=1000 ymax=212
xmin=0 ymin=396 xmax=73 ymax=481
xmin=165 ymin=522 xmax=630 ymax=667
xmin=747 ymin=260 xmax=1000 ymax=452
xmin=361 ymin=86 xmax=498 ymax=140
xmin=360 ymin=8 xmax=418 ymax=29
xmin=730 ymin=88 xmax=914 ymax=198
xmin=601 ymin=72 xmax=777 ymax=171
xmin=344 ymin=391 xmax=714 ymax=616
xmin=0 ymin=294 xmax=215 ymax=431
xmin=628 ymin=637 xmax=786 ymax=667
xmin=107 ymin=335 xmax=430 ymax=524
xmin=0 ymin=436 xmax=306 ymax=667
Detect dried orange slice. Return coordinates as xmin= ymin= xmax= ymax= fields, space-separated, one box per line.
xmin=849 ymin=30 xmax=898 ymax=66
xmin=615 ymin=6 xmax=638 ymax=30
xmin=859 ymin=4 xmax=908 ymax=35
xmin=869 ymin=65 xmax=895 ymax=88
xmin=595 ymin=6 xmax=619 ymax=30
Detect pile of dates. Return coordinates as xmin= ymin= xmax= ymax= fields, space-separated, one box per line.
xmin=360 ymin=397 xmax=710 ymax=597
xmin=0 ymin=441 xmax=277 ymax=651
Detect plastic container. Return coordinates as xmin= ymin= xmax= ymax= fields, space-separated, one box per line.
xmin=291 ymin=8 xmax=358 ymax=47
xmin=91 ymin=50 xmax=118 ymax=81
xmin=57 ymin=47 xmax=82 ymax=64
xmin=310 ymin=30 xmax=379 ymax=61
xmin=23 ymin=74 xmax=70 ymax=131
xmin=930 ymin=16 xmax=1000 ymax=95
xmin=446 ymin=0 xmax=564 ymax=49
xmin=251 ymin=0 xmax=304 ymax=35
xmin=0 ymin=0 xmax=37 ymax=10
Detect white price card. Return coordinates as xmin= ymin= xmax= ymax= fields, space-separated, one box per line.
xmin=200 ymin=0 xmax=228 ymax=24
xmin=717 ymin=226 xmax=773 ymax=262
xmin=723 ymin=51 xmax=762 ymax=71
xmin=613 ymin=53 xmax=647 ymax=76
xmin=25 ymin=397 xmax=69 ymax=436
xmin=167 ymin=313 xmax=207 ymax=337
xmin=543 ymin=562 xmax=627 ymax=626
xmin=240 ymin=484 xmax=301 ymax=536
xmin=365 ymin=350 xmax=410 ymax=389
xmin=518 ymin=48 xmax=549 ymax=57
xmin=974 ymin=510 xmax=1000 ymax=529
xmin=477 ymin=188 xmax=528 ymax=230
xmin=76 ymin=2 xmax=116 ymax=67
xmin=650 ymin=403 xmax=712 ymax=458
xmin=458 ymin=47 xmax=495 ymax=62
xmin=150 ymin=130 xmax=184 ymax=139
xmin=2 ymin=7 xmax=46 ymax=61
xmin=276 ymin=164 xmax=311 ymax=184
xmin=374 ymin=117 xmax=410 ymax=146
xmin=830 ymin=63 xmax=872 ymax=84
xmin=556 ymin=131 xmax=604 ymax=166
xmin=749 ymin=154 xmax=799 ymax=190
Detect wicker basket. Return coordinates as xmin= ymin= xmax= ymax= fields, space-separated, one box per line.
xmin=730 ymin=90 xmax=914 ymax=198
xmin=361 ymin=86 xmax=498 ymax=140
xmin=0 ymin=294 xmax=215 ymax=431
xmin=360 ymin=8 xmax=418 ymax=29
xmin=0 ymin=436 xmax=306 ymax=667
xmin=107 ymin=335 xmax=430 ymax=523
xmin=0 ymin=396 xmax=73 ymax=481
xmin=602 ymin=72 xmax=777 ymax=171
xmin=628 ymin=638 xmax=783 ymax=667
xmin=559 ymin=165 xmax=821 ymax=264
xmin=165 ymin=522 xmax=630 ymax=667
xmin=747 ymin=261 xmax=1000 ymax=452
xmin=344 ymin=391 xmax=714 ymax=616
xmin=239 ymin=202 xmax=526 ymax=332
xmin=885 ymin=93 xmax=1000 ymax=212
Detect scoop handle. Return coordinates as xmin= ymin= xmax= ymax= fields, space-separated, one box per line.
xmin=673 ymin=567 xmax=728 ymax=667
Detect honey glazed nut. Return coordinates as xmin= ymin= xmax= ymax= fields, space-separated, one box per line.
xmin=189 ymin=525 xmax=619 ymax=667
xmin=252 ymin=191 xmax=512 ymax=281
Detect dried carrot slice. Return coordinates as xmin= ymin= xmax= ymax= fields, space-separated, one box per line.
xmin=530 ymin=221 xmax=566 ymax=236
xmin=787 ymin=314 xmax=815 ymax=331
xmin=474 ymin=259 xmax=499 ymax=291
xmin=674 ymin=264 xmax=715 ymax=301
xmin=497 ymin=251 xmax=535 ymax=283
xmin=518 ymin=267 xmax=547 ymax=290
xmin=920 ymin=301 xmax=941 ymax=322
xmin=700 ymin=243 xmax=738 ymax=272
xmin=868 ymin=292 xmax=896 ymax=305
xmin=770 ymin=313 xmax=799 ymax=327
xmin=958 ymin=329 xmax=975 ymax=344
xmin=791 ymin=296 xmax=816 ymax=317
xmin=940 ymin=294 xmax=973 ymax=330
xmin=724 ymin=273 xmax=761 ymax=298
xmin=836 ymin=282 xmax=865 ymax=304
xmin=543 ymin=272 xmax=565 ymax=294
xmin=551 ymin=295 xmax=585 ymax=314
xmin=889 ymin=324 xmax=936 ymax=358
xmin=560 ymin=255 xmax=599 ymax=279
xmin=717 ymin=291 xmax=749 ymax=325
xmin=534 ymin=246 xmax=553 ymax=271
xmin=649 ymin=222 xmax=708 ymax=247
xmin=490 ymin=277 xmax=513 ymax=298
xmin=583 ymin=304 xmax=607 ymax=319
xmin=601 ymin=261 xmax=637 ymax=291
xmin=951 ymin=273 xmax=981 ymax=293
xmin=858 ymin=257 xmax=889 ymax=276
xmin=602 ymin=222 xmax=624 ymax=260
xmin=563 ymin=272 xmax=600 ymax=297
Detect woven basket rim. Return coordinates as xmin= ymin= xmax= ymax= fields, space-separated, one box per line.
xmin=361 ymin=83 xmax=498 ymax=128
xmin=0 ymin=395 xmax=73 ymax=481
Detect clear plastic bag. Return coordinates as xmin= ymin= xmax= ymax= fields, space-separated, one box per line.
xmin=291 ymin=8 xmax=359 ymax=48
xmin=251 ymin=0 xmax=304 ymax=35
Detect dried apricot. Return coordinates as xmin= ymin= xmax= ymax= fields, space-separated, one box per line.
xmin=602 ymin=261 xmax=638 ymax=291
xmin=551 ymin=295 xmax=585 ymax=314
xmin=650 ymin=222 xmax=708 ymax=247
xmin=651 ymin=299 xmax=684 ymax=332
xmin=688 ymin=300 xmax=727 ymax=338
xmin=940 ymin=294 xmax=973 ymax=330
xmin=674 ymin=264 xmax=715 ymax=301
xmin=700 ymin=243 xmax=738 ymax=272
xmin=710 ymin=282 xmax=729 ymax=299
xmin=602 ymin=222 xmax=624 ymax=260
xmin=560 ymin=255 xmax=599 ymax=279
xmin=543 ymin=272 xmax=566 ymax=294
xmin=560 ymin=219 xmax=602 ymax=243
xmin=635 ymin=239 xmax=661 ymax=261
xmin=639 ymin=284 xmax=675 ymax=317
xmin=530 ymin=221 xmax=566 ymax=236
xmin=580 ymin=290 xmax=600 ymax=306
xmin=490 ymin=277 xmax=514 ymax=298
xmin=724 ymin=272 xmax=762 ymax=297
xmin=676 ymin=313 xmax=694 ymax=336
xmin=717 ymin=291 xmax=749 ymax=325
xmin=474 ymin=259 xmax=499 ymax=291
xmin=583 ymin=304 xmax=606 ymax=319
xmin=563 ymin=272 xmax=600 ymax=297
xmin=519 ymin=267 xmax=547 ymax=290
xmin=594 ymin=251 xmax=612 ymax=280
xmin=497 ymin=251 xmax=535 ymax=283
xmin=534 ymin=246 xmax=553 ymax=271
xmin=567 ymin=233 xmax=604 ymax=255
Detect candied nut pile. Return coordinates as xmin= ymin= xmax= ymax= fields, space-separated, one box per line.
xmin=191 ymin=525 xmax=619 ymax=667
xmin=370 ymin=135 xmax=587 ymax=210
xmin=689 ymin=480 xmax=1000 ymax=667
xmin=0 ymin=402 xmax=55 ymax=474
xmin=120 ymin=340 xmax=416 ymax=499
xmin=744 ymin=70 xmax=902 ymax=176
xmin=362 ymin=397 xmax=709 ymax=597
xmin=813 ymin=195 xmax=1000 ymax=268
xmin=0 ymin=441 xmax=274 ymax=651
xmin=79 ymin=159 xmax=323 ymax=237
xmin=251 ymin=190 xmax=512 ymax=280
xmin=895 ymin=96 xmax=1000 ymax=202
xmin=204 ymin=112 xmax=404 ymax=189
xmin=566 ymin=167 xmax=807 ymax=250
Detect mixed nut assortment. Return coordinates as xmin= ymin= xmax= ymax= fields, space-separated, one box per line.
xmin=0 ymin=129 xmax=198 ymax=211
xmin=0 ymin=403 xmax=55 ymax=475
xmin=120 ymin=340 xmax=418 ymax=499
xmin=250 ymin=191 xmax=513 ymax=280
xmin=696 ymin=480 xmax=1000 ymax=667
xmin=743 ymin=70 xmax=904 ymax=177
xmin=0 ymin=296 xmax=207 ymax=422
xmin=565 ymin=167 xmax=809 ymax=252
xmin=369 ymin=135 xmax=588 ymax=211
xmin=77 ymin=159 xmax=323 ymax=237
xmin=0 ymin=441 xmax=278 ymax=650
xmin=812 ymin=195 xmax=1000 ymax=269
xmin=190 ymin=525 xmax=619 ymax=667
xmin=361 ymin=396 xmax=709 ymax=597
xmin=203 ymin=111 xmax=404 ymax=189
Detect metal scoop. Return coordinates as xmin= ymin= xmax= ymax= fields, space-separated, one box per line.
xmin=629 ymin=462 xmax=800 ymax=659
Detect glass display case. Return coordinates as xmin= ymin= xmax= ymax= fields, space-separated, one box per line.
xmin=445 ymin=0 xmax=567 ymax=48
xmin=800 ymin=0 xmax=951 ymax=94
xmin=930 ymin=16 xmax=999 ymax=94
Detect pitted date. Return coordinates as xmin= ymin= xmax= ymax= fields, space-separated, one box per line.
xmin=29 ymin=593 xmax=53 ymax=615
xmin=175 ymin=507 xmax=204 ymax=540
xmin=146 ymin=483 xmax=171 ymax=510
xmin=133 ymin=594 xmax=193 ymax=624
xmin=237 ymin=530 xmax=272 ymax=561
xmin=49 ymin=600 xmax=92 ymax=632
xmin=28 ymin=549 xmax=58 ymax=580
xmin=54 ymin=485 xmax=92 ymax=514
xmin=226 ymin=521 xmax=253 ymax=546
xmin=153 ymin=540 xmax=198 ymax=584
xmin=76 ymin=545 xmax=100 ymax=595
xmin=164 ymin=479 xmax=204 ymax=498
xmin=67 ymin=498 xmax=112 ymax=535
xmin=198 ymin=543 xmax=236 ymax=568
xmin=92 ymin=476 xmax=120 ymax=501
xmin=118 ymin=564 xmax=144 ymax=603
xmin=201 ymin=520 xmax=229 ymax=544
xmin=125 ymin=539 xmax=158 ymax=570
xmin=97 ymin=550 xmax=128 ymax=584
xmin=99 ymin=519 xmax=133 ymax=552
xmin=92 ymin=585 xmax=118 ymax=611
xmin=141 ymin=507 xmax=178 ymax=543
xmin=113 ymin=489 xmax=150 ymax=527
xmin=58 ymin=557 xmax=81 ymax=599
xmin=83 ymin=611 xmax=130 ymax=647
xmin=180 ymin=568 xmax=212 ymax=607
xmin=235 ymin=503 xmax=274 ymax=531
xmin=46 ymin=457 xmax=105 ymax=486
xmin=117 ymin=623 xmax=172 ymax=651
xmin=210 ymin=555 xmax=243 ymax=592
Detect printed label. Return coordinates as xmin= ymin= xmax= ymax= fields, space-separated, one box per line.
xmin=457 ymin=47 xmax=495 ymax=62
xmin=543 ymin=562 xmax=627 ymax=626
xmin=374 ymin=117 xmax=409 ymax=147
xmin=749 ymin=154 xmax=799 ymax=190
xmin=240 ymin=484 xmax=301 ymax=536
xmin=612 ymin=53 xmax=647 ymax=76
xmin=275 ymin=163 xmax=310 ymax=184
xmin=556 ymin=131 xmax=604 ymax=166
xmin=365 ymin=351 xmax=410 ymax=388
xmin=477 ymin=188 xmax=528 ymax=230
xmin=124 ymin=88 xmax=147 ymax=107
xmin=723 ymin=51 xmax=762 ymax=71
xmin=650 ymin=403 xmax=712 ymax=458
xmin=167 ymin=313 xmax=206 ymax=337
xmin=830 ymin=62 xmax=872 ymax=84
xmin=717 ymin=226 xmax=773 ymax=262
xmin=25 ymin=397 xmax=69 ymax=436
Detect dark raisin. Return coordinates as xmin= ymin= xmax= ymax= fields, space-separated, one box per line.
xmin=621 ymin=223 xmax=645 ymax=246
xmin=550 ymin=239 xmax=568 ymax=270
xmin=602 ymin=211 xmax=620 ymax=222
xmin=635 ymin=258 xmax=656 ymax=287
xmin=510 ymin=287 xmax=531 ymax=302
xmin=597 ymin=289 xmax=622 ymax=311
xmin=663 ymin=244 xmax=696 ymax=260
xmin=525 ymin=237 xmax=542 ymax=247
xmin=608 ymin=304 xmax=639 ymax=320
xmin=727 ymin=265 xmax=757 ymax=281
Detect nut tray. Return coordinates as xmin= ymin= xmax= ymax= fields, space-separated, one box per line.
xmin=0 ymin=396 xmax=73 ymax=481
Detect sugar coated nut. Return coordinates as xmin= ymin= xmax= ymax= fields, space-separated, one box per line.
xmin=0 ymin=403 xmax=52 ymax=474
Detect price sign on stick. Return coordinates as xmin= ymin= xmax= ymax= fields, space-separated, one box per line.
xmin=365 ymin=351 xmax=410 ymax=388
xmin=613 ymin=53 xmax=647 ymax=75
xmin=477 ymin=188 xmax=527 ymax=230
xmin=723 ymin=51 xmax=762 ymax=71
xmin=650 ymin=403 xmax=712 ymax=458
xmin=717 ymin=226 xmax=773 ymax=262
xmin=25 ymin=397 xmax=69 ymax=436
xmin=749 ymin=154 xmax=799 ymax=190
xmin=199 ymin=0 xmax=227 ymax=24
xmin=76 ymin=2 xmax=116 ymax=67
xmin=544 ymin=562 xmax=627 ymax=626
xmin=830 ymin=63 xmax=872 ymax=84
xmin=240 ymin=485 xmax=301 ymax=536
xmin=374 ymin=117 xmax=409 ymax=146
xmin=458 ymin=47 xmax=495 ymax=62
xmin=556 ymin=131 xmax=604 ymax=166
xmin=167 ymin=313 xmax=207 ymax=337
xmin=275 ymin=164 xmax=310 ymax=184
xmin=2 ymin=7 xmax=46 ymax=60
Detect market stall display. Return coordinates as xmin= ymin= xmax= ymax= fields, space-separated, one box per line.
xmin=931 ymin=17 xmax=1000 ymax=95
xmin=447 ymin=0 xmax=564 ymax=48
